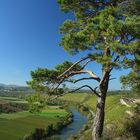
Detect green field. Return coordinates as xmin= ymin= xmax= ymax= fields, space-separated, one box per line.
xmin=0 ymin=96 xmax=28 ymax=104
xmin=39 ymin=106 xmax=68 ymax=117
xmin=0 ymin=115 xmax=60 ymax=140
xmin=0 ymin=97 xmax=68 ymax=140
xmin=0 ymin=96 xmax=23 ymax=101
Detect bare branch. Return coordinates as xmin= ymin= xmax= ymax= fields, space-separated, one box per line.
xmin=70 ymin=85 xmax=101 ymax=97
xmin=53 ymin=92 xmax=67 ymax=98
xmin=55 ymin=69 xmax=100 ymax=94
xmin=109 ymin=78 xmax=116 ymax=81
xmin=67 ymin=69 xmax=101 ymax=82
xmin=73 ymin=77 xmax=98 ymax=83
xmin=55 ymin=77 xmax=65 ymax=89
xmin=109 ymin=55 xmax=120 ymax=73
xmin=81 ymin=59 xmax=93 ymax=70
xmin=57 ymin=57 xmax=90 ymax=79
xmin=82 ymin=70 xmax=101 ymax=82
xmin=52 ymin=85 xmax=101 ymax=99
xmin=114 ymin=55 xmax=120 ymax=62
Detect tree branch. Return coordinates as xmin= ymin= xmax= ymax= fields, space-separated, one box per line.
xmin=80 ymin=59 xmax=93 ymax=70
xmin=69 ymin=85 xmax=101 ymax=97
xmin=55 ymin=77 xmax=65 ymax=89
xmin=55 ymin=69 xmax=100 ymax=91
xmin=73 ymin=77 xmax=99 ymax=83
xmin=57 ymin=56 xmax=90 ymax=79
xmin=114 ymin=55 xmax=120 ymax=62
xmin=67 ymin=69 xmax=101 ymax=82
xmin=109 ymin=55 xmax=120 ymax=73
xmin=53 ymin=85 xmax=101 ymax=99
xmin=109 ymin=78 xmax=116 ymax=81
xmin=82 ymin=70 xmax=101 ymax=82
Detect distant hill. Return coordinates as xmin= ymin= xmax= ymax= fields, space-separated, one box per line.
xmin=0 ymin=83 xmax=7 ymax=87
xmin=0 ymin=83 xmax=33 ymax=93
xmin=0 ymin=83 xmax=25 ymax=88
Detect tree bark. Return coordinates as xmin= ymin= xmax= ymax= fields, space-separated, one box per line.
xmin=92 ymin=71 xmax=109 ymax=140
xmin=92 ymin=92 xmax=106 ymax=140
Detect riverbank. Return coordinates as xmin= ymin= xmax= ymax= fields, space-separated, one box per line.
xmin=22 ymin=109 xmax=73 ymax=140
xmin=52 ymin=108 xmax=88 ymax=140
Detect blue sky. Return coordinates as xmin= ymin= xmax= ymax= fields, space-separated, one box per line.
xmin=0 ymin=0 xmax=130 ymax=89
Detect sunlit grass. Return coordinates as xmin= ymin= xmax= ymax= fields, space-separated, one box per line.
xmin=0 ymin=115 xmax=60 ymax=140
xmin=61 ymin=93 xmax=136 ymax=133
xmin=0 ymin=105 xmax=68 ymax=140
xmin=59 ymin=93 xmax=90 ymax=103
xmin=0 ymin=111 xmax=32 ymax=119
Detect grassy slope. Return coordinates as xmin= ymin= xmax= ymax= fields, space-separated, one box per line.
xmin=60 ymin=93 xmax=137 ymax=132
xmin=59 ymin=93 xmax=90 ymax=103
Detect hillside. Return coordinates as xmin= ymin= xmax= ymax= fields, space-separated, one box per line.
xmin=59 ymin=93 xmax=140 ymax=140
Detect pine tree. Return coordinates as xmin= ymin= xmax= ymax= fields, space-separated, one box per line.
xmin=28 ymin=0 xmax=140 ymax=139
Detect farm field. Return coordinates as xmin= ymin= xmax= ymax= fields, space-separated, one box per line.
xmin=0 ymin=96 xmax=28 ymax=104
xmin=0 ymin=97 xmax=68 ymax=140
xmin=0 ymin=115 xmax=60 ymax=140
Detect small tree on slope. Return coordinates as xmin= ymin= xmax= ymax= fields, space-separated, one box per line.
xmin=28 ymin=0 xmax=140 ymax=139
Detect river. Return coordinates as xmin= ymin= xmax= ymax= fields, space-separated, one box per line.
xmin=54 ymin=108 xmax=88 ymax=140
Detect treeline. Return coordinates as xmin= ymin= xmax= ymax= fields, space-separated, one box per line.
xmin=9 ymin=102 xmax=28 ymax=110
xmin=0 ymin=103 xmax=21 ymax=113
xmin=0 ymin=102 xmax=28 ymax=114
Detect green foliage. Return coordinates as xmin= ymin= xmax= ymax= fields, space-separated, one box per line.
xmin=120 ymin=0 xmax=140 ymax=16
xmin=120 ymin=55 xmax=140 ymax=92
xmin=121 ymin=72 xmax=140 ymax=93
xmin=58 ymin=0 xmax=140 ymax=72
xmin=0 ymin=97 xmax=28 ymax=114
xmin=26 ymin=93 xmax=46 ymax=113
xmin=28 ymin=0 xmax=140 ymax=97
xmin=27 ymin=61 xmax=82 ymax=95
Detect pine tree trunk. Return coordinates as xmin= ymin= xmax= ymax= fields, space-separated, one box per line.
xmin=92 ymin=92 xmax=106 ymax=140
xmin=92 ymin=70 xmax=109 ymax=140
